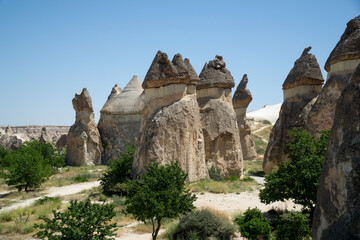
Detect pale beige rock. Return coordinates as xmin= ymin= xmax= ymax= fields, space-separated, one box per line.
xmin=0 ymin=126 xmax=30 ymax=150
xmin=39 ymin=127 xmax=53 ymax=143
xmin=98 ymin=76 xmax=144 ymax=163
xmin=0 ymin=126 xmax=70 ymax=142
xmin=66 ymin=88 xmax=102 ymax=166
xmin=197 ymin=56 xmax=243 ymax=177
xmin=134 ymin=52 xmax=208 ymax=182
xmin=233 ymin=74 xmax=257 ymax=161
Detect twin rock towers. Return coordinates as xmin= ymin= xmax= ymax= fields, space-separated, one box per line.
xmin=66 ymin=52 xmax=257 ymax=181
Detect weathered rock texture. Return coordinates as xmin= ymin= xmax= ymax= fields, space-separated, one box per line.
xmin=0 ymin=126 xmax=69 ymax=142
xmin=233 ymin=74 xmax=257 ymax=160
xmin=197 ymin=55 xmax=243 ymax=177
xmin=305 ymin=15 xmax=360 ymax=135
xmin=0 ymin=126 xmax=30 ymax=150
xmin=39 ymin=127 xmax=53 ymax=143
xmin=312 ymin=63 xmax=360 ymax=240
xmin=56 ymin=134 xmax=67 ymax=151
xmin=98 ymin=76 xmax=144 ymax=164
xmin=133 ymin=51 xmax=208 ymax=182
xmin=66 ymin=88 xmax=102 ymax=166
xmin=263 ymin=47 xmax=324 ymax=173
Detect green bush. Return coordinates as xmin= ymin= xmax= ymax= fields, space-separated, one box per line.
xmin=208 ymin=165 xmax=225 ymax=182
xmin=234 ymin=207 xmax=272 ymax=240
xmin=72 ymin=173 xmax=91 ymax=182
xmin=35 ymin=196 xmax=61 ymax=206
xmin=34 ymin=198 xmax=117 ymax=240
xmin=275 ymin=212 xmax=310 ymax=240
xmin=172 ymin=209 xmax=235 ymax=240
xmin=100 ymin=145 xmax=135 ymax=196
xmin=261 ymin=120 xmax=272 ymax=125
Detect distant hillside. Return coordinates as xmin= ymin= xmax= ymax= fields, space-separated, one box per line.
xmin=247 ymin=103 xmax=281 ymax=124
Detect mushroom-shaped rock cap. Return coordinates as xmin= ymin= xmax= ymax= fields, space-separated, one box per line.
xmin=197 ymin=55 xmax=235 ymax=90
xmin=72 ymin=88 xmax=94 ymax=112
xmin=142 ymin=51 xmax=200 ymax=89
xmin=233 ymin=74 xmax=253 ymax=109
xmin=282 ymin=47 xmax=324 ymax=90
xmin=101 ymin=75 xmax=144 ymax=115
xmin=325 ymin=15 xmax=360 ymax=71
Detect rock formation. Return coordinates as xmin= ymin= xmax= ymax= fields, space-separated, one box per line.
xmin=197 ymin=55 xmax=243 ymax=177
xmin=98 ymin=76 xmax=144 ymax=164
xmin=66 ymin=88 xmax=102 ymax=166
xmin=0 ymin=126 xmax=30 ymax=150
xmin=0 ymin=126 xmax=69 ymax=142
xmin=56 ymin=134 xmax=67 ymax=151
xmin=263 ymin=47 xmax=324 ymax=173
xmin=305 ymin=16 xmax=360 ymax=135
xmin=39 ymin=127 xmax=52 ymax=143
xmin=312 ymin=63 xmax=360 ymax=240
xmin=233 ymin=74 xmax=257 ymax=161
xmin=133 ymin=51 xmax=208 ymax=182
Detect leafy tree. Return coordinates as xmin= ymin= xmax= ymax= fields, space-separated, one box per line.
xmin=100 ymin=145 xmax=134 ymax=196
xmin=34 ymin=198 xmax=117 ymax=240
xmin=0 ymin=145 xmax=9 ymax=167
xmin=275 ymin=211 xmax=311 ymax=240
xmin=23 ymin=140 xmax=65 ymax=168
xmin=259 ymin=128 xmax=329 ymax=214
xmin=124 ymin=161 xmax=197 ymax=240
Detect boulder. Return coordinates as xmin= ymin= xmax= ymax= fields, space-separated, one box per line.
xmin=312 ymin=63 xmax=360 ymax=240
xmin=133 ymin=51 xmax=208 ymax=182
xmin=197 ymin=55 xmax=243 ymax=177
xmin=56 ymin=134 xmax=67 ymax=151
xmin=233 ymin=74 xmax=257 ymax=161
xmin=98 ymin=76 xmax=144 ymax=164
xmin=0 ymin=126 xmax=30 ymax=150
xmin=263 ymin=47 xmax=324 ymax=173
xmin=66 ymin=88 xmax=102 ymax=166
xmin=305 ymin=15 xmax=360 ymax=135
xmin=39 ymin=127 xmax=53 ymax=143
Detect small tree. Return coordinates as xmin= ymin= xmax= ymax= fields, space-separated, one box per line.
xmin=100 ymin=145 xmax=134 ymax=196
xmin=124 ymin=161 xmax=197 ymax=240
xmin=275 ymin=211 xmax=311 ymax=240
xmin=259 ymin=128 xmax=329 ymax=214
xmin=34 ymin=198 xmax=117 ymax=240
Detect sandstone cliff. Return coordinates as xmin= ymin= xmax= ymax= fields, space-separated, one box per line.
xmin=66 ymin=88 xmax=102 ymax=166
xmin=133 ymin=51 xmax=208 ymax=182
xmin=233 ymin=74 xmax=257 ymax=161
xmin=98 ymin=76 xmax=144 ymax=164
xmin=312 ymin=63 xmax=360 ymax=240
xmin=263 ymin=47 xmax=324 ymax=173
xmin=197 ymin=55 xmax=243 ymax=178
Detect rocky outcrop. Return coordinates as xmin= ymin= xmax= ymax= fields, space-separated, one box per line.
xmin=133 ymin=51 xmax=208 ymax=182
xmin=263 ymin=47 xmax=324 ymax=173
xmin=66 ymin=88 xmax=102 ymax=166
xmin=305 ymin=15 xmax=360 ymax=135
xmin=312 ymin=63 xmax=360 ymax=240
xmin=98 ymin=76 xmax=144 ymax=164
xmin=197 ymin=55 xmax=243 ymax=177
xmin=0 ymin=126 xmax=69 ymax=142
xmin=39 ymin=127 xmax=53 ymax=143
xmin=56 ymin=134 xmax=67 ymax=151
xmin=233 ymin=74 xmax=257 ymax=161
xmin=0 ymin=126 xmax=30 ymax=150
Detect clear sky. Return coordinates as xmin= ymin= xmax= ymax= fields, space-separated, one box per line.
xmin=0 ymin=0 xmax=359 ymax=126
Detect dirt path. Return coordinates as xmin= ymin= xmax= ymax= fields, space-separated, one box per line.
xmin=0 ymin=181 xmax=100 ymax=213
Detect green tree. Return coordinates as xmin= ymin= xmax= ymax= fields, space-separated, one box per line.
xmin=0 ymin=145 xmax=9 ymax=167
xmin=259 ymin=128 xmax=329 ymax=213
xmin=34 ymin=198 xmax=117 ymax=240
xmin=124 ymin=161 xmax=197 ymax=240
xmin=275 ymin=211 xmax=311 ymax=240
xmin=100 ymin=145 xmax=134 ymax=196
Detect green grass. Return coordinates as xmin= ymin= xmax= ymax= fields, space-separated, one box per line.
xmin=254 ymin=135 xmax=267 ymax=155
xmin=243 ymin=159 xmax=265 ymax=177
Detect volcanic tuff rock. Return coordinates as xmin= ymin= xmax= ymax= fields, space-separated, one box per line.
xmin=134 ymin=51 xmax=208 ymax=182
xmin=305 ymin=15 xmax=360 ymax=135
xmin=56 ymin=134 xmax=67 ymax=151
xmin=98 ymin=75 xmax=144 ymax=164
xmin=197 ymin=55 xmax=243 ymax=177
xmin=233 ymin=74 xmax=257 ymax=161
xmin=263 ymin=47 xmax=324 ymax=173
xmin=312 ymin=64 xmax=360 ymax=240
xmin=66 ymin=88 xmax=102 ymax=166
xmin=39 ymin=127 xmax=53 ymax=143
xmin=0 ymin=126 xmax=29 ymax=150
xmin=0 ymin=126 xmax=70 ymax=142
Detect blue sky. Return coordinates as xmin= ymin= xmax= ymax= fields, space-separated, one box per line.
xmin=0 ymin=0 xmax=359 ymax=125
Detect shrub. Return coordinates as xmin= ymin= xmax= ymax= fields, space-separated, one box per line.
xmin=100 ymin=145 xmax=135 ymax=196
xmin=208 ymin=165 xmax=225 ymax=182
xmin=275 ymin=212 xmax=311 ymax=240
xmin=72 ymin=173 xmax=91 ymax=182
xmin=34 ymin=198 xmax=117 ymax=240
xmin=35 ymin=196 xmax=61 ymax=206
xmin=172 ymin=209 xmax=236 ymax=240
xmin=234 ymin=207 xmax=272 ymax=240
xmin=261 ymin=120 xmax=272 ymax=125
xmin=125 ymin=161 xmax=196 ymax=240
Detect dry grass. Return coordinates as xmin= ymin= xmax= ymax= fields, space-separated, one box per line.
xmin=244 ymin=159 xmax=265 ymax=177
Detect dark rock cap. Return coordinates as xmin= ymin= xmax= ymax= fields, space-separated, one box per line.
xmin=282 ymin=47 xmax=324 ymax=90
xmin=142 ymin=51 xmax=200 ymax=89
xmin=233 ymin=74 xmax=253 ymax=109
xmin=72 ymin=88 xmax=94 ymax=112
xmin=325 ymin=15 xmax=360 ymax=71
xmin=197 ymin=55 xmax=235 ymax=90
